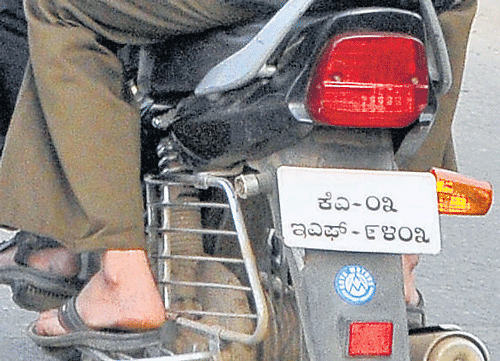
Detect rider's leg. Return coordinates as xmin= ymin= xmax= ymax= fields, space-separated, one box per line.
xmin=403 ymin=255 xmax=420 ymax=306
xmin=401 ymin=0 xmax=478 ymax=319
xmin=0 ymin=0 xmax=256 ymax=338
xmin=0 ymin=0 xmax=254 ymax=254
xmin=399 ymin=0 xmax=478 ymax=172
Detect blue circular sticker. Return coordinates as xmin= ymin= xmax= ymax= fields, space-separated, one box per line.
xmin=335 ymin=265 xmax=376 ymax=305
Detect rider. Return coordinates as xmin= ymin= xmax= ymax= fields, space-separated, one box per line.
xmin=0 ymin=0 xmax=478 ymax=354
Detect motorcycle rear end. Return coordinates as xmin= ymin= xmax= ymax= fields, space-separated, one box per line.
xmin=48 ymin=0 xmax=493 ymax=360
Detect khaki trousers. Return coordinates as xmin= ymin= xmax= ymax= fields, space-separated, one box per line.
xmin=0 ymin=0 xmax=477 ymax=252
xmin=401 ymin=0 xmax=477 ymax=171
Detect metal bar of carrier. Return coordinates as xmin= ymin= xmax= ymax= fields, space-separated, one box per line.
xmin=144 ymin=173 xmax=269 ymax=347
xmin=77 ymin=173 xmax=269 ymax=360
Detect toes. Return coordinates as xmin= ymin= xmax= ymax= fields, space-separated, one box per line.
xmin=35 ymin=309 xmax=68 ymax=336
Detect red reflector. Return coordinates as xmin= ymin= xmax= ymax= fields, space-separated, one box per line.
xmin=349 ymin=322 xmax=393 ymax=356
xmin=306 ymin=32 xmax=429 ymax=128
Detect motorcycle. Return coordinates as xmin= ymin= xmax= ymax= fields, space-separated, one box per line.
xmin=38 ymin=0 xmax=494 ymax=359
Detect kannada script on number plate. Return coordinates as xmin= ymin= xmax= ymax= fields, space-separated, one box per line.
xmin=277 ymin=167 xmax=441 ymax=254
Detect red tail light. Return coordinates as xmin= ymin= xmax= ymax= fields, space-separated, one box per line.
xmin=306 ymin=32 xmax=429 ymax=128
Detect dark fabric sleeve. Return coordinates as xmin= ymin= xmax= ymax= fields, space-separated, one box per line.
xmin=0 ymin=0 xmax=28 ymax=136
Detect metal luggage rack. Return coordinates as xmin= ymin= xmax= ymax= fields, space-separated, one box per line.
xmin=144 ymin=172 xmax=269 ymax=348
xmin=75 ymin=173 xmax=269 ymax=361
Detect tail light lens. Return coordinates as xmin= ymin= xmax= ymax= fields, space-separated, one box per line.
xmin=306 ymin=32 xmax=429 ymax=128
xmin=431 ymin=168 xmax=493 ymax=215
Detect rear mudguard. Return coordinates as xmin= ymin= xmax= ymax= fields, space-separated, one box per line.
xmin=287 ymin=250 xmax=409 ymax=360
xmin=247 ymin=127 xmax=411 ymax=360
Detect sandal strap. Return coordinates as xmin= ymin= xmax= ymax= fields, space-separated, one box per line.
xmin=77 ymin=251 xmax=102 ymax=282
xmin=0 ymin=230 xmax=101 ymax=312
xmin=13 ymin=231 xmax=63 ymax=266
xmin=9 ymin=230 xmax=102 ymax=284
xmin=58 ymin=297 xmax=89 ymax=332
xmin=407 ymin=289 xmax=426 ymax=330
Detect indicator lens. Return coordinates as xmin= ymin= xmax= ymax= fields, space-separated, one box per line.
xmin=431 ymin=168 xmax=493 ymax=215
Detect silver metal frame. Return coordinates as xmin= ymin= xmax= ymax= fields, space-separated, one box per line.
xmin=145 ymin=173 xmax=269 ymax=346
xmin=78 ymin=173 xmax=270 ymax=360
xmin=194 ymin=0 xmax=315 ymax=95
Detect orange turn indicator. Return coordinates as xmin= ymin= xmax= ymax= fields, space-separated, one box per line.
xmin=430 ymin=168 xmax=493 ymax=216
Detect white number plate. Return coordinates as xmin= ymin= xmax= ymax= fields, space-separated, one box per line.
xmin=277 ymin=167 xmax=441 ymax=254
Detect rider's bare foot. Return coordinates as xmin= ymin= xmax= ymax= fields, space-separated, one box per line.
xmin=403 ymin=254 xmax=420 ymax=306
xmin=34 ymin=250 xmax=166 ymax=336
xmin=0 ymin=245 xmax=79 ymax=278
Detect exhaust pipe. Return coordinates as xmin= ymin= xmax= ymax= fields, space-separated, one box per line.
xmin=410 ymin=325 xmax=489 ymax=361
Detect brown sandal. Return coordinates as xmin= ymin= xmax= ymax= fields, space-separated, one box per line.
xmin=28 ymin=297 xmax=164 ymax=352
xmin=0 ymin=231 xmax=99 ymax=311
